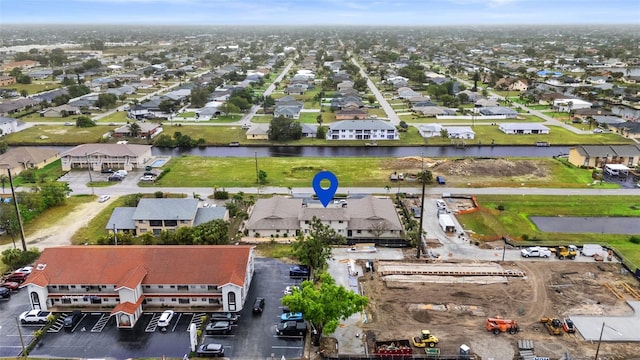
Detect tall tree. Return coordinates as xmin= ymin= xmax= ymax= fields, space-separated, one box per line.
xmin=0 ymin=175 xmax=8 ymax=193
xmin=291 ymin=217 xmax=345 ymax=279
xmin=281 ymin=273 xmax=368 ymax=338
xmin=128 ymin=122 xmax=142 ymax=138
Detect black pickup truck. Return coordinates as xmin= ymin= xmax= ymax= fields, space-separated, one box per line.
xmin=276 ymin=321 xmax=307 ymax=336
xmin=209 ymin=312 xmax=239 ymax=324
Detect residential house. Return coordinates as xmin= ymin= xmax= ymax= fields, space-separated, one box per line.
xmin=284 ymin=83 xmax=309 ymax=95
xmin=40 ymin=104 xmax=80 ymax=118
xmin=0 ymin=76 xmax=16 ymax=86
xmin=552 ymin=99 xmax=593 ymax=112
xmin=301 ymin=124 xmax=317 ymax=138
xmin=335 ymin=108 xmax=368 ymax=120
xmin=127 ymin=104 xmax=150 ymax=120
xmin=568 ymin=145 xmax=640 ymax=168
xmin=592 ymin=116 xmax=624 ymax=127
xmin=327 ymin=120 xmax=399 ymax=141
xmin=0 ymin=98 xmax=41 ymax=116
xmin=414 ymin=106 xmax=455 ymax=117
xmin=0 ymin=147 xmax=60 ymax=177
xmin=609 ymin=121 xmax=640 ymax=140
xmin=397 ymin=87 xmax=421 ymax=99
xmin=0 ymin=116 xmax=23 ymax=135
xmin=495 ymin=78 xmax=528 ymax=92
xmin=474 ymin=98 xmax=500 ymax=108
xmin=106 ymin=85 xmax=137 ymax=97
xmin=246 ymin=124 xmax=270 ymax=140
xmin=337 ymin=81 xmax=354 ymax=91
xmin=112 ymin=122 xmax=162 ymax=138
xmin=106 ymin=198 xmax=228 ymax=236
xmin=418 ymin=124 xmax=475 ymax=139
xmin=245 ymin=196 xmax=404 ymax=245
xmin=60 ymin=143 xmax=152 ymax=171
xmin=274 ymin=105 xmax=302 ymax=119
xmin=478 ymin=106 xmax=519 ymax=118
xmin=20 ymin=245 xmax=254 ymax=328
xmin=498 ymin=123 xmax=550 ymax=135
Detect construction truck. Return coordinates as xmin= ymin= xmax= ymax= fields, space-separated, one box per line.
xmin=486 ymin=317 xmax=519 ymax=335
xmin=411 ymin=330 xmax=439 ymax=348
xmin=552 ymin=245 xmax=578 ymax=260
xmin=540 ymin=317 xmax=564 ymax=335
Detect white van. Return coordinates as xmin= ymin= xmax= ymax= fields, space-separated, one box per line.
xmin=604 ymin=165 xmax=619 ymax=176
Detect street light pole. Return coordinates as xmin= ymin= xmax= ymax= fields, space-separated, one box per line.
xmin=594 ymin=321 xmax=605 ymax=360
xmin=85 ymin=153 xmax=95 ymax=195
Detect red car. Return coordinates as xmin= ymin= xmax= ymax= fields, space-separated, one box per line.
xmin=5 ymin=272 xmax=29 ymax=283
xmin=1 ymin=282 xmax=20 ymax=291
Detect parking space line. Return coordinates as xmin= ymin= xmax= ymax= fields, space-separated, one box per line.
xmin=145 ymin=313 xmax=161 ymax=333
xmin=171 ymin=313 xmax=182 ymax=332
xmin=271 ymin=346 xmax=304 ymax=349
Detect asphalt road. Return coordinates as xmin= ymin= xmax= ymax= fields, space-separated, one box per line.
xmin=351 ymin=57 xmax=400 ymax=126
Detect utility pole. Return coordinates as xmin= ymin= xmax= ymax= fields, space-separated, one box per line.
xmin=7 ymin=168 xmax=26 ymax=251
xmin=86 ymin=153 xmax=94 ymax=195
xmin=417 ymin=154 xmax=426 ymax=259
xmin=254 ymin=152 xmax=259 ymax=184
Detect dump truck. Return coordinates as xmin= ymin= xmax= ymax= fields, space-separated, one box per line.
xmin=374 ymin=340 xmax=413 ymax=357
xmin=486 ymin=317 xmax=519 ymax=335
xmin=411 ymin=330 xmax=439 ymax=348
xmin=552 ymin=245 xmax=578 ymax=260
xmin=540 ymin=317 xmax=564 ymax=335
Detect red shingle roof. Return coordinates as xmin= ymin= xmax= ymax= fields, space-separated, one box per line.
xmin=23 ymin=245 xmax=252 ymax=288
xmin=112 ymin=296 xmax=145 ymax=315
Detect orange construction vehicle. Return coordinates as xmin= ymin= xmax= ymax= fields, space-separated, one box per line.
xmin=486 ymin=317 xmax=519 ymax=335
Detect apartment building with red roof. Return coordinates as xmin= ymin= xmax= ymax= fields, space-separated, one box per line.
xmin=20 ymin=245 xmax=255 ymax=329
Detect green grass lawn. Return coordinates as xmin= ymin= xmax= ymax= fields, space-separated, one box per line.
xmin=161 ymin=125 xmax=247 ymax=144
xmin=457 ymin=194 xmax=640 ymax=270
xmin=4 ymin=124 xmax=116 ymax=145
xmin=95 ymin=111 xmax=129 ymax=123
xmin=12 ymin=159 xmax=66 ymax=187
xmin=2 ymin=81 xmax=61 ymax=95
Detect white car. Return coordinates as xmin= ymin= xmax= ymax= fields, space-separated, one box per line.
xmin=140 ymin=175 xmax=155 ymax=181
xmin=593 ymin=128 xmax=604 ymax=133
xmin=157 ymin=310 xmax=175 ymax=327
xmin=114 ymin=170 xmax=128 ymax=177
xmin=19 ymin=310 xmax=51 ymax=324
xmin=16 ymin=266 xmax=34 ymax=274
xmin=436 ymin=199 xmax=447 ymax=209
xmin=98 ymin=195 xmax=110 ymax=203
xmin=283 ymin=285 xmax=299 ymax=295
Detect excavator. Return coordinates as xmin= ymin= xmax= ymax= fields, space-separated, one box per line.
xmin=486 ymin=317 xmax=519 ymax=335
xmin=540 ymin=317 xmax=564 ymax=335
xmin=411 ymin=330 xmax=439 ymax=348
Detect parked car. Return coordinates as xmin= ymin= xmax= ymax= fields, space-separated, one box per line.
xmin=98 ymin=195 xmax=110 ymax=203
xmin=252 ymin=297 xmax=265 ymax=314
xmin=280 ymin=312 xmax=304 ymax=322
xmin=283 ymin=285 xmax=299 ymax=295
xmin=1 ymin=281 xmax=20 ymax=291
xmin=209 ymin=312 xmax=239 ymax=324
xmin=6 ymin=272 xmax=29 ymax=283
xmin=436 ymin=199 xmax=447 ymax=209
xmin=140 ymin=175 xmax=155 ymax=181
xmin=593 ymin=128 xmax=604 ymax=133
xmin=0 ymin=287 xmax=10 ymax=299
xmin=157 ymin=310 xmax=175 ymax=327
xmin=63 ymin=310 xmax=82 ymax=328
xmin=114 ymin=170 xmax=128 ymax=177
xmin=108 ymin=175 xmax=123 ymax=181
xmin=101 ymin=168 xmax=114 ymax=174
xmin=19 ymin=310 xmax=51 ymax=324
xmin=196 ymin=343 xmax=225 ymax=357
xmin=205 ymin=321 xmax=232 ymax=335
xmin=563 ymin=318 xmax=576 ymax=333
xmin=289 ymin=265 xmax=310 ymax=277
xmin=276 ymin=320 xmax=307 ymax=336
xmin=436 ymin=176 xmax=446 ymax=185
xmin=16 ymin=266 xmax=33 ymax=274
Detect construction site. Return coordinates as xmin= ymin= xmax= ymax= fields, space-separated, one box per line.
xmin=356 ymin=254 xmax=640 ymax=359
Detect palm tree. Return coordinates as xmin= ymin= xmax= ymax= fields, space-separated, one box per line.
xmin=128 ymin=122 xmax=142 ymax=138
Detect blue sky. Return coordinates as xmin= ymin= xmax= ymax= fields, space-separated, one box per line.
xmin=1 ymin=0 xmax=638 ymax=25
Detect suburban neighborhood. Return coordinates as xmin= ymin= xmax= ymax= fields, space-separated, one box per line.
xmin=0 ymin=4 xmax=639 ymax=360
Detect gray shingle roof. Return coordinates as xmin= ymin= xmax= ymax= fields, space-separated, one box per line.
xmin=194 ymin=207 xmax=228 ymax=225
xmin=329 ymin=119 xmax=396 ymax=131
xmin=61 ymin=144 xmax=151 ymax=157
xmin=106 ymin=207 xmax=137 ymax=230
xmin=345 ymin=197 xmax=403 ymax=231
xmin=132 ymin=199 xmax=199 ymax=221
xmin=245 ymin=196 xmax=302 ymax=231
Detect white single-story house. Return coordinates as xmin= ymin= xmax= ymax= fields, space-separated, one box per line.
xmin=499 ymin=123 xmax=550 ymax=135
xmin=553 ymin=99 xmax=593 ymax=113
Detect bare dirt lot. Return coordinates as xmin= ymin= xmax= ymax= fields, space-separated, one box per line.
xmin=356 ymin=253 xmax=640 ymax=360
xmin=383 ymin=157 xmax=552 ymax=186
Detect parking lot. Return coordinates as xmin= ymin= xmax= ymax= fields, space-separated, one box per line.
xmin=4 ymin=258 xmax=306 ymax=358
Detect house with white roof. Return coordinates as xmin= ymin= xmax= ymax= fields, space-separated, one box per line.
xmin=499 ymin=123 xmax=550 ymax=135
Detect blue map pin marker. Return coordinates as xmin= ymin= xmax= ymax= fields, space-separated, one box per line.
xmin=312 ymin=171 xmax=339 ymax=208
